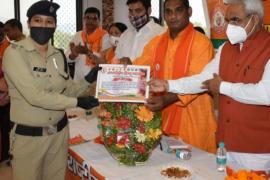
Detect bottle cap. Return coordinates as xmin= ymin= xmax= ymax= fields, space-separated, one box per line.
xmin=219 ymin=142 xmax=225 ymax=148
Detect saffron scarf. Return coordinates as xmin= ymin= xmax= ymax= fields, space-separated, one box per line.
xmin=153 ymin=23 xmax=195 ymax=135
xmin=105 ymin=47 xmax=115 ymax=64
xmin=81 ymin=27 xmax=107 ymax=67
xmin=0 ymin=39 xmax=9 ymax=78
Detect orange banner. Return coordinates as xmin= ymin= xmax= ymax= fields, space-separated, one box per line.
xmin=207 ymin=0 xmax=270 ymax=47
xmin=207 ymin=0 xmax=228 ymax=40
xmin=263 ymin=0 xmax=270 ymax=24
xmin=263 ymin=0 xmax=270 ymax=32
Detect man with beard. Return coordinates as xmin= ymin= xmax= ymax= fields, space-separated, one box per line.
xmin=127 ymin=0 xmax=217 ymax=153
xmin=66 ymin=7 xmax=110 ymax=81
xmin=116 ymin=0 xmax=164 ymax=63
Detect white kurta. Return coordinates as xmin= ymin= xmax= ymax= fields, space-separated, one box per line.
xmin=115 ymin=19 xmax=165 ymax=61
xmin=66 ymin=30 xmax=110 ymax=82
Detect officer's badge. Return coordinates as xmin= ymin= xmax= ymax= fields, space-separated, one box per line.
xmin=33 ymin=67 xmax=47 ymax=72
xmin=49 ymin=6 xmax=55 ymax=13
xmin=10 ymin=42 xmax=18 ymax=49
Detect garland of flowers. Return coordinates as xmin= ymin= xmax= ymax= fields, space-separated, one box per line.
xmin=99 ymin=102 xmax=162 ymax=166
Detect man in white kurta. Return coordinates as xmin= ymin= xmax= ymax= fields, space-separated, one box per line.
xmin=115 ymin=0 xmax=164 ymax=62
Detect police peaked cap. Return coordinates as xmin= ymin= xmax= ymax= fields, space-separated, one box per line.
xmin=27 ymin=0 xmax=60 ymax=20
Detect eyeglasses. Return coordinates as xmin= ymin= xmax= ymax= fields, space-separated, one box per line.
xmin=226 ymin=14 xmax=252 ymax=25
xmin=84 ymin=16 xmax=99 ymax=21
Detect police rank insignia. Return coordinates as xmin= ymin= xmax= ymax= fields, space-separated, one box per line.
xmin=49 ymin=6 xmax=55 ymax=13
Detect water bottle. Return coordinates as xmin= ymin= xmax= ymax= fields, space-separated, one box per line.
xmin=216 ymin=142 xmax=227 ymax=172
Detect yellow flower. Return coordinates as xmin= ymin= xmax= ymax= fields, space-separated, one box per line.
xmin=135 ymin=106 xmax=154 ymax=122
xmin=116 ymin=144 xmax=125 ymax=148
xmin=147 ymin=129 xmax=162 ymax=140
xmin=99 ymin=110 xmax=107 ymax=117
xmin=135 ymin=130 xmax=146 ymax=143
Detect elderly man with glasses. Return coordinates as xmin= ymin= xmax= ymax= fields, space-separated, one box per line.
xmin=149 ymin=0 xmax=270 ymax=172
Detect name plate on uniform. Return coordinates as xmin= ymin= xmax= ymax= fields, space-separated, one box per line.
xmin=95 ymin=64 xmax=150 ymax=103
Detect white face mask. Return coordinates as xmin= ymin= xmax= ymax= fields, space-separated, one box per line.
xmin=109 ymin=36 xmax=120 ymax=47
xmin=226 ymin=15 xmax=254 ymax=45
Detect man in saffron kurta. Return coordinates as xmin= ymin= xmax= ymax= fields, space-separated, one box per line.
xmin=66 ymin=7 xmax=110 ymax=81
xmin=133 ymin=0 xmax=217 ymax=153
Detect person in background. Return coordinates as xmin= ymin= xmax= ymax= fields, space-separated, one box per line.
xmin=4 ymin=19 xmax=25 ymax=42
xmin=66 ymin=7 xmax=110 ymax=82
xmin=91 ymin=22 xmax=127 ymax=65
xmin=3 ymin=1 xmax=100 ymax=180
xmin=115 ymin=0 xmax=164 ymax=63
xmin=0 ymin=21 xmax=10 ymax=163
xmin=149 ymin=0 xmax=270 ymax=171
xmin=194 ymin=26 xmax=205 ymax=34
xmin=125 ymin=0 xmax=217 ymax=153
xmin=105 ymin=22 xmax=127 ymax=64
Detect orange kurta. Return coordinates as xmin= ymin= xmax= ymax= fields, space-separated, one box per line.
xmin=133 ymin=26 xmax=217 ymax=153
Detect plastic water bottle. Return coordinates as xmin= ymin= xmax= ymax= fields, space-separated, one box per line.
xmin=216 ymin=142 xmax=227 ymax=172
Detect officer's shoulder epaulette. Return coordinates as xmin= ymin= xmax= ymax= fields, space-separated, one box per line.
xmin=9 ymin=41 xmax=20 ymax=49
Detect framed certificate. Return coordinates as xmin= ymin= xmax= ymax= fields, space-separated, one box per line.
xmin=95 ymin=64 xmax=150 ymax=103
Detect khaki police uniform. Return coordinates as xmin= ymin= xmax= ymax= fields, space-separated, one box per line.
xmin=3 ymin=37 xmax=90 ymax=180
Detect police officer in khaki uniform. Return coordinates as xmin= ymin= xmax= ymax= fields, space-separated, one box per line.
xmin=3 ymin=1 xmax=100 ymax=180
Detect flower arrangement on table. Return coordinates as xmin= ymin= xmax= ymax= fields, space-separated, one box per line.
xmin=99 ymin=102 xmax=162 ymax=166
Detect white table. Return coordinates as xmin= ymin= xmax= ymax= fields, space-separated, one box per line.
xmin=66 ymin=108 xmax=226 ymax=180
xmin=68 ymin=141 xmax=226 ymax=180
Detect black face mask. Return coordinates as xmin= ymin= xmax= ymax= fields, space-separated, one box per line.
xmin=30 ymin=27 xmax=55 ymax=45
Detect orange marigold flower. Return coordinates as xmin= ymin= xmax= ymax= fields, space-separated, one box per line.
xmin=135 ymin=106 xmax=154 ymax=122
xmin=105 ymin=112 xmax=112 ymax=118
xmin=101 ymin=120 xmax=111 ymax=126
xmin=225 ymin=167 xmax=268 ymax=180
xmin=99 ymin=110 xmax=108 ymax=118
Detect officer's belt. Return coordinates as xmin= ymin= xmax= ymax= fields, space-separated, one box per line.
xmin=11 ymin=115 xmax=68 ymax=136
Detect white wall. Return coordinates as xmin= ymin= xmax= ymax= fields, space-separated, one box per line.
xmin=83 ymin=0 xmax=103 ymax=24
xmin=114 ymin=0 xmax=132 ymax=28
xmin=83 ymin=0 xmax=131 ymax=27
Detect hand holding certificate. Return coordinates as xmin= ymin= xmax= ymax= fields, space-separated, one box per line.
xmin=95 ymin=64 xmax=150 ymax=103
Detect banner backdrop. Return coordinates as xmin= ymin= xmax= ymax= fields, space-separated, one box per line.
xmin=207 ymin=0 xmax=227 ymax=49
xmin=207 ymin=0 xmax=270 ymax=48
xmin=263 ymin=0 xmax=270 ymax=32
